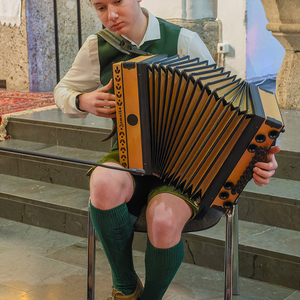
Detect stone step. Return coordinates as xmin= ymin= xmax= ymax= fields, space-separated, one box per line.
xmin=183 ymin=218 xmax=300 ymax=291
xmin=273 ymin=149 xmax=300 ymax=182
xmin=0 ymin=139 xmax=107 ymax=190
xmin=239 ymin=178 xmax=300 ymax=231
xmin=139 ymin=218 xmax=300 ymax=290
xmin=4 ymin=108 xmax=300 ymax=182
xmin=275 ymin=109 xmax=300 ymax=182
xmin=0 ymin=174 xmax=90 ymax=237
xmin=1 ymin=100 xmax=299 ymax=292
xmin=0 ymin=139 xmax=299 ymax=230
xmin=5 ymin=108 xmax=113 ymax=152
xmin=0 ymin=174 xmax=299 ymax=290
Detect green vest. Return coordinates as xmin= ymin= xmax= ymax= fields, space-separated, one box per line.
xmin=97 ymin=18 xmax=182 ymax=86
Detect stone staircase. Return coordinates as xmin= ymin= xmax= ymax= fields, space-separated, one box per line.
xmin=0 ymin=107 xmax=299 ymax=291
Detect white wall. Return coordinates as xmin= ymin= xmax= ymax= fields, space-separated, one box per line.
xmin=141 ymin=0 xmax=217 ymax=20
xmin=246 ymin=0 xmax=285 ymax=81
xmin=141 ymin=0 xmax=284 ymax=81
xmin=217 ymin=0 xmax=247 ymax=79
xmin=141 ymin=0 xmax=182 ymax=19
xmin=142 ymin=0 xmax=247 ymax=79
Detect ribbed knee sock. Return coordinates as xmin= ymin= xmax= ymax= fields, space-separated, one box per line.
xmin=140 ymin=237 xmax=185 ymax=300
xmin=89 ymin=202 xmax=137 ymax=295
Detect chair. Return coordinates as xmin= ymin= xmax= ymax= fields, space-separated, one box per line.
xmin=87 ymin=202 xmax=240 ymax=300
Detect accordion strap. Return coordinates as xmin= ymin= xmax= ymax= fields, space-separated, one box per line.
xmin=96 ymin=28 xmax=151 ymax=56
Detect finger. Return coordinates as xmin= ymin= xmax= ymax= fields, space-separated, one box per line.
xmin=95 ymin=106 xmax=116 ymax=116
xmin=267 ymin=145 xmax=281 ymax=155
xmin=255 ymin=160 xmax=276 ymax=171
xmin=94 ymin=100 xmax=116 ymax=109
xmin=263 ymin=146 xmax=280 ymax=164
xmin=253 ymin=166 xmax=275 ymax=180
xmin=255 ymin=154 xmax=278 ymax=170
xmin=253 ymin=172 xmax=270 ymax=186
xmin=255 ymin=146 xmax=280 ymax=169
xmin=95 ymin=92 xmax=115 ymax=102
xmin=98 ymin=79 xmax=114 ymax=93
xmin=95 ymin=113 xmax=116 ymax=118
xmin=252 ymin=175 xmax=265 ymax=186
xmin=94 ymin=111 xmax=116 ymax=118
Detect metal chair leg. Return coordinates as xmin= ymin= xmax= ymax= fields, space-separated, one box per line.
xmin=86 ymin=202 xmax=240 ymax=300
xmin=232 ymin=204 xmax=240 ymax=296
xmin=224 ymin=204 xmax=235 ymax=300
xmin=87 ymin=208 xmax=96 ymax=300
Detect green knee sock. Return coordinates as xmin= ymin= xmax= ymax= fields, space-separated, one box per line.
xmin=89 ymin=202 xmax=137 ymax=295
xmin=140 ymin=237 xmax=185 ymax=300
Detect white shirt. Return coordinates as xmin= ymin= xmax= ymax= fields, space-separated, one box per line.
xmin=54 ymin=9 xmax=215 ymax=118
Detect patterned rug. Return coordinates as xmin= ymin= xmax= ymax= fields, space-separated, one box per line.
xmin=0 ymin=90 xmax=56 ymax=140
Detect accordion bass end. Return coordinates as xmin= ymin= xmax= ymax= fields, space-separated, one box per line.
xmin=113 ymin=55 xmax=284 ymax=213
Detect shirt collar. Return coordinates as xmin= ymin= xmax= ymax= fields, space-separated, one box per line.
xmin=122 ymin=8 xmax=160 ymax=47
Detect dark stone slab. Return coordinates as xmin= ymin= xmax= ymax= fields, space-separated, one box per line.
xmin=275 ymin=150 xmax=300 ymax=181
xmin=6 ymin=119 xmax=112 ymax=152
xmin=239 ymin=246 xmax=300 ymax=290
xmin=0 ymin=151 xmax=91 ymax=189
xmin=0 ymin=196 xmax=88 ymax=238
xmin=239 ymin=178 xmax=300 ymax=230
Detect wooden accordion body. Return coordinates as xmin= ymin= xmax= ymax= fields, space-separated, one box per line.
xmin=113 ymin=55 xmax=284 ymax=213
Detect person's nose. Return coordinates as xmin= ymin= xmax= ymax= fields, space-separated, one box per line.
xmin=107 ymin=5 xmax=119 ymax=21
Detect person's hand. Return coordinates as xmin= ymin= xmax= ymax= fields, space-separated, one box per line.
xmin=79 ymin=79 xmax=116 ymax=118
xmin=252 ymin=145 xmax=280 ymax=186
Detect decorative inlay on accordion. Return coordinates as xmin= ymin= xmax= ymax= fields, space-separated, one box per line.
xmin=113 ymin=54 xmax=284 ymax=213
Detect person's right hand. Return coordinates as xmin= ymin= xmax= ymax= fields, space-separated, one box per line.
xmin=79 ymin=79 xmax=116 ymax=118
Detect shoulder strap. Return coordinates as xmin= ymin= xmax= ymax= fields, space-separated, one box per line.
xmin=96 ymin=28 xmax=151 ymax=56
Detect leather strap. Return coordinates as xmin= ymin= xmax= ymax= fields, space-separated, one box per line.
xmin=96 ymin=28 xmax=151 ymax=56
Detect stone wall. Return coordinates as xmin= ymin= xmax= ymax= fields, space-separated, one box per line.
xmin=26 ymin=0 xmax=56 ymax=92
xmin=0 ymin=1 xmax=218 ymax=92
xmin=261 ymin=0 xmax=300 ymax=109
xmin=168 ymin=19 xmax=219 ymax=62
xmin=26 ymin=0 xmax=101 ymax=92
xmin=57 ymin=0 xmax=102 ymax=80
xmin=0 ymin=0 xmax=101 ymax=92
xmin=0 ymin=0 xmax=30 ymax=91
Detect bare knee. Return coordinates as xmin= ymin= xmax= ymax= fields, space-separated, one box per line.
xmin=90 ymin=164 xmax=133 ymax=210
xmin=146 ymin=195 xmax=192 ymax=248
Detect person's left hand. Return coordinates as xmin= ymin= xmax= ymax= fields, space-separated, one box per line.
xmin=252 ymin=145 xmax=280 ymax=186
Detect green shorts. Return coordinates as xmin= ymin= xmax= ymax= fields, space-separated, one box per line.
xmin=86 ymin=150 xmax=199 ymax=218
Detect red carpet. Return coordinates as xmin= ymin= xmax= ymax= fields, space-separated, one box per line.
xmin=0 ymin=90 xmax=56 ymax=140
xmin=0 ymin=90 xmax=55 ymax=114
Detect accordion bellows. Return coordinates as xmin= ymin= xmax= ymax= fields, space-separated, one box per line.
xmin=113 ymin=55 xmax=284 ymax=213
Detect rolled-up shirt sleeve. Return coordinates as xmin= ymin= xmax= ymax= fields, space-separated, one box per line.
xmin=54 ymin=35 xmax=101 ymax=118
xmin=178 ymin=28 xmax=215 ymax=64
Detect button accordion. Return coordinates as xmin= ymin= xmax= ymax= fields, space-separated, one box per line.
xmin=113 ymin=54 xmax=284 ymax=213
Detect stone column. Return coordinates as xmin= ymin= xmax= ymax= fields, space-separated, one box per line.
xmin=261 ymin=0 xmax=300 ymax=110
xmin=0 ymin=0 xmax=30 ymax=91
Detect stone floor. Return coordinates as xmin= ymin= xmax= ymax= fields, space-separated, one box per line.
xmin=1 ymin=81 xmax=299 ymax=299
xmin=0 ymin=217 xmax=299 ymax=300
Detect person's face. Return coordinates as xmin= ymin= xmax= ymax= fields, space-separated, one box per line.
xmin=91 ymin=0 xmax=142 ymax=38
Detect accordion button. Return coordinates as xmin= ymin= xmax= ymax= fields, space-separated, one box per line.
xmin=224 ymin=181 xmax=234 ymax=190
xmin=223 ymin=201 xmax=233 ymax=210
xmin=268 ymin=130 xmax=280 ymax=139
xmin=127 ymin=114 xmax=138 ymax=126
xmin=248 ymin=144 xmax=258 ymax=153
xmin=219 ymin=191 xmax=229 ymax=200
xmin=255 ymin=134 xmax=266 ymax=143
